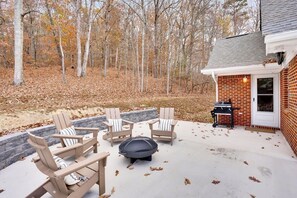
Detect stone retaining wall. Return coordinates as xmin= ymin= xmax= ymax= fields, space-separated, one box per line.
xmin=0 ymin=108 xmax=158 ymax=170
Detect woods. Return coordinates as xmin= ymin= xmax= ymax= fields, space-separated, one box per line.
xmin=0 ymin=0 xmax=258 ymax=93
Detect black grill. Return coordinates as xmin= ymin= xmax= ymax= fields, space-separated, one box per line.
xmin=211 ymin=99 xmax=238 ymax=128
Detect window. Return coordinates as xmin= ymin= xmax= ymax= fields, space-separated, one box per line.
xmin=257 ymin=78 xmax=273 ymax=112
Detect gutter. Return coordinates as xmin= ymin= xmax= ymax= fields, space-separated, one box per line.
xmin=211 ymin=72 xmax=218 ymax=102
xmin=201 ymin=63 xmax=280 ymax=76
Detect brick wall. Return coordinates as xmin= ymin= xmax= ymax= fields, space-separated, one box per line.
xmin=280 ymin=55 xmax=297 ymax=154
xmin=218 ymin=75 xmax=251 ymax=126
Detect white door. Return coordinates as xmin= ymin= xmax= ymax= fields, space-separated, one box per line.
xmin=251 ymin=74 xmax=279 ymax=128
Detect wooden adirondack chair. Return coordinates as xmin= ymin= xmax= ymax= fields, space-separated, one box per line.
xmin=148 ymin=108 xmax=177 ymax=145
xmin=26 ymin=132 xmax=109 ymax=198
xmin=102 ymin=108 xmax=134 ymax=146
xmin=52 ymin=112 xmax=99 ymax=158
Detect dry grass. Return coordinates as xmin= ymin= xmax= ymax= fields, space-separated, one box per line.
xmin=0 ymin=66 xmax=215 ymax=135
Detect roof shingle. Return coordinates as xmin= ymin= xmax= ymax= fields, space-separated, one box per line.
xmin=205 ymin=32 xmax=275 ymax=70
xmin=261 ymin=0 xmax=297 ymax=35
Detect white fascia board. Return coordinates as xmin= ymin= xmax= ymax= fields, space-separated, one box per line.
xmin=201 ymin=63 xmax=281 ymax=76
xmin=265 ymin=30 xmax=297 ymax=57
xmin=265 ymin=30 xmax=297 ymax=43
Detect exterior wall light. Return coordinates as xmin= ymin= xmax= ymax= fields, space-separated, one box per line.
xmin=243 ymin=76 xmax=248 ymax=83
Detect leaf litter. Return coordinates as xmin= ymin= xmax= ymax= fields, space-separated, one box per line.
xmin=249 ymin=176 xmax=261 ymax=183
xmin=150 ymin=167 xmax=163 ymax=171
xmin=184 ymin=178 xmax=191 ymax=185
xmin=212 ymin=180 xmax=220 ymax=184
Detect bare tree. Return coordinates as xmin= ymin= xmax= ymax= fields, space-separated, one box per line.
xmin=76 ymin=0 xmax=82 ymax=77
xmin=81 ymin=0 xmax=94 ymax=76
xmin=14 ymin=0 xmax=23 ymax=85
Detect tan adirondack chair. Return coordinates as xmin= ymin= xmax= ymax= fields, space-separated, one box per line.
xmin=26 ymin=132 xmax=109 ymax=198
xmin=102 ymin=108 xmax=133 ymax=146
xmin=52 ymin=112 xmax=99 ymax=158
xmin=148 ymin=108 xmax=177 ymax=145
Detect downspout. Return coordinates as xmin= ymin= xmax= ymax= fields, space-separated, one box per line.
xmin=212 ymin=71 xmax=218 ymax=102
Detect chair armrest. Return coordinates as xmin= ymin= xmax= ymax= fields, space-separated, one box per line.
xmin=52 ymin=134 xmax=84 ymax=141
xmin=171 ymin=120 xmax=178 ymax=126
xmin=32 ymin=143 xmax=84 ymax=162
xmin=122 ymin=119 xmax=134 ymax=125
xmin=148 ymin=119 xmax=159 ymax=125
xmin=170 ymin=120 xmax=178 ymax=131
xmin=74 ymin=127 xmax=99 ymax=132
xmin=148 ymin=119 xmax=159 ymax=130
xmin=102 ymin=121 xmax=112 ymax=127
xmin=54 ymin=152 xmax=110 ymax=178
xmin=74 ymin=127 xmax=99 ymax=138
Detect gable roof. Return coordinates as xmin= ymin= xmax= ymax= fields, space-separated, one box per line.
xmin=205 ymin=32 xmax=275 ymax=70
xmin=261 ymin=0 xmax=297 ymax=35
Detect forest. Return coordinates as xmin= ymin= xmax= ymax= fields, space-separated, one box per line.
xmin=0 ymin=0 xmax=259 ymax=134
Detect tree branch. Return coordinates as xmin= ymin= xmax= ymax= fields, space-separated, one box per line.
xmin=0 ymin=15 xmax=4 ymax=25
xmin=21 ymin=10 xmax=41 ymax=18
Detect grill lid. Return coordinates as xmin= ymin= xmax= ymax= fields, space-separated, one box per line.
xmin=214 ymin=101 xmax=231 ymax=108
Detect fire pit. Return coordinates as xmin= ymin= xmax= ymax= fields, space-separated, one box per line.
xmin=119 ymin=136 xmax=158 ymax=163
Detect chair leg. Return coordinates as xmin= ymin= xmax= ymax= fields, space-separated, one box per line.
xmin=94 ymin=143 xmax=98 ymax=153
xmin=98 ymin=160 xmax=106 ymax=196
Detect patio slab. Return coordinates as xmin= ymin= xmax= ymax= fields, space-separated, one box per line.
xmin=0 ymin=120 xmax=296 ymax=197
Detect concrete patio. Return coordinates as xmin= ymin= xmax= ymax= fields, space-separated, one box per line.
xmin=1 ymin=120 xmax=297 ymax=198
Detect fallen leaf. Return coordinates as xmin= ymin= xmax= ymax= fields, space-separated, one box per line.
xmin=115 ymin=170 xmax=119 ymax=176
xmin=150 ymin=167 xmax=163 ymax=171
xmin=212 ymin=180 xmax=220 ymax=184
xmin=19 ymin=156 xmax=26 ymax=161
xmin=163 ymin=161 xmax=168 ymax=163
xmin=128 ymin=167 xmax=134 ymax=170
xmin=244 ymin=161 xmax=249 ymax=165
xmin=111 ymin=187 xmax=115 ymax=194
xmin=127 ymin=164 xmax=133 ymax=169
xmin=99 ymin=195 xmax=111 ymax=198
xmin=144 ymin=173 xmax=150 ymax=176
xmin=178 ymin=139 xmax=183 ymax=142
xmin=249 ymin=176 xmax=261 ymax=183
xmin=184 ymin=178 xmax=191 ymax=185
xmin=261 ymin=147 xmax=264 ymax=149
xmin=0 ymin=189 xmax=4 ymax=193
xmin=250 ymin=194 xmax=256 ymax=198
xmin=210 ymin=149 xmax=215 ymax=151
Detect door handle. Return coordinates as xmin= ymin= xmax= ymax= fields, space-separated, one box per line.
xmin=253 ymin=98 xmax=255 ymax=102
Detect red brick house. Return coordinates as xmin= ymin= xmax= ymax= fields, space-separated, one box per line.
xmin=202 ymin=0 xmax=297 ymax=154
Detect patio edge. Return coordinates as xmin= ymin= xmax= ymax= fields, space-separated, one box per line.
xmin=0 ymin=108 xmax=158 ymax=170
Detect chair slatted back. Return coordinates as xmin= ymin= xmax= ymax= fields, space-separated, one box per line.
xmin=27 ymin=132 xmax=69 ymax=195
xmin=105 ymin=108 xmax=121 ymax=120
xmin=53 ymin=112 xmax=72 ymax=131
xmin=28 ymin=132 xmax=58 ymax=170
xmin=160 ymin=108 xmax=174 ymax=120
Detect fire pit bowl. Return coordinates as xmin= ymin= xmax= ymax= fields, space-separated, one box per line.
xmin=119 ymin=136 xmax=158 ymax=163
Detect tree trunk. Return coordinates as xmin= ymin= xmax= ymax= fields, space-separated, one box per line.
xmin=153 ymin=19 xmax=158 ymax=78
xmin=76 ymin=0 xmax=82 ymax=77
xmin=135 ymin=28 xmax=140 ymax=91
xmin=81 ymin=0 xmax=93 ymax=77
xmin=58 ymin=26 xmax=66 ymax=83
xmin=45 ymin=0 xmax=62 ymax=63
xmin=104 ymin=43 xmax=109 ymax=77
xmin=166 ymin=26 xmax=173 ymax=95
xmin=14 ymin=0 xmax=23 ymax=85
xmin=140 ymin=25 xmax=145 ymax=92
